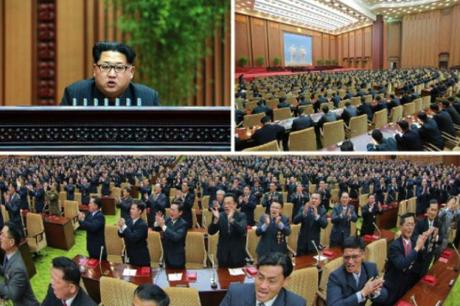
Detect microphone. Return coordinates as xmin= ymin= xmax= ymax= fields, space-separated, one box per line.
xmin=450 ymin=242 xmax=460 ymax=272
xmin=137 ymin=97 xmax=142 ymax=107
xmin=94 ymin=98 xmax=99 ymax=107
xmin=126 ymin=98 xmax=131 ymax=107
xmin=311 ymin=240 xmax=322 ymax=268
xmin=83 ymin=98 xmax=88 ymax=107
xmin=410 ymin=295 xmax=418 ymax=306
xmin=373 ymin=222 xmax=381 ymax=238
xmin=99 ymin=245 xmax=104 ymax=264
xmin=104 ymin=98 xmax=109 ymax=107
xmin=209 ymin=254 xmax=217 ymax=289
xmin=72 ymin=98 xmax=77 ymax=107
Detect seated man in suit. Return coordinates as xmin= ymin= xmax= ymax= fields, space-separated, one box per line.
xmin=341 ymin=101 xmax=358 ymax=126
xmin=155 ymin=200 xmax=188 ymax=269
xmin=395 ymin=120 xmax=423 ymax=151
xmin=118 ymin=200 xmax=151 ymax=266
xmin=317 ymin=104 xmax=338 ymax=132
xmin=277 ymin=96 xmax=290 ymax=109
xmin=441 ymin=99 xmax=460 ymax=125
xmin=133 ymin=284 xmax=170 ymax=306
xmin=328 ymin=237 xmax=387 ymax=306
xmin=291 ymin=108 xmax=314 ymax=132
xmin=208 ymin=194 xmax=247 ymax=268
xmin=330 ymin=192 xmax=358 ymax=247
xmin=414 ymin=200 xmax=443 ymax=276
xmin=381 ymin=213 xmax=430 ymax=306
xmin=60 ymin=41 xmax=159 ymax=106
xmin=78 ymin=197 xmax=107 ymax=260
xmin=0 ymin=222 xmax=39 ymax=305
xmin=220 ymin=252 xmax=306 ymax=306
xmin=42 ymin=256 xmax=97 ymax=306
xmin=367 ymin=129 xmax=397 ymax=151
xmin=252 ymin=116 xmax=286 ymax=147
xmin=415 ymin=111 xmax=444 ymax=150
xmin=255 ymin=201 xmax=291 ymax=258
xmin=358 ymin=98 xmax=373 ymax=122
xmin=430 ymin=103 xmax=456 ymax=137
xmin=292 ymin=193 xmax=328 ymax=255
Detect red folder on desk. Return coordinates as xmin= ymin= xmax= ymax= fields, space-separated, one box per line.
xmin=323 ymin=250 xmax=334 ymax=257
xmin=395 ymin=300 xmax=412 ymax=306
xmin=441 ymin=249 xmax=453 ymax=259
xmin=186 ymin=271 xmax=197 ymax=281
xmin=245 ymin=266 xmax=258 ymax=276
xmin=421 ymin=275 xmax=437 ymax=286
xmin=86 ymin=259 xmax=99 ymax=268
xmin=137 ymin=267 xmax=151 ymax=276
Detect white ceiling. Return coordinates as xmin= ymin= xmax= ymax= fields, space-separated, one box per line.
xmin=235 ymin=0 xmax=459 ymax=34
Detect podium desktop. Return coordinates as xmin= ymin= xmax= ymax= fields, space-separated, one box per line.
xmin=0 ymin=106 xmax=231 ymax=151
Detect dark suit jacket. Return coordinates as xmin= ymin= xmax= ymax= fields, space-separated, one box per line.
xmin=41 ymin=284 xmax=97 ymax=306
xmin=317 ymin=112 xmax=337 ymax=129
xmin=208 ymin=211 xmax=247 ymax=268
xmin=367 ymin=137 xmax=397 ymax=152
xmin=0 ymin=251 xmax=39 ymax=305
xmin=341 ymin=106 xmax=358 ymax=125
xmin=118 ymin=218 xmax=151 ymax=266
xmin=253 ymin=124 xmax=285 ymax=146
xmin=446 ymin=105 xmax=460 ymax=125
xmin=358 ymin=103 xmax=373 ymax=121
xmin=293 ymin=205 xmax=327 ymax=254
xmin=60 ymin=78 xmax=160 ymax=106
xmin=414 ymin=217 xmax=443 ymax=275
xmin=395 ymin=129 xmax=423 ymax=151
xmin=238 ymin=194 xmax=257 ymax=226
xmin=360 ymin=204 xmax=380 ymax=236
xmin=327 ymin=262 xmax=388 ymax=306
xmin=261 ymin=191 xmax=284 ymax=213
xmin=162 ymin=217 xmax=188 ymax=268
xmin=291 ymin=115 xmax=314 ymax=132
xmin=182 ymin=191 xmax=195 ymax=228
xmin=147 ymin=192 xmax=168 ymax=227
xmin=288 ymin=192 xmax=309 ymax=217
xmin=383 ymin=236 xmax=426 ymax=306
xmin=79 ymin=210 xmax=107 ymax=260
xmin=330 ymin=204 xmax=357 ymax=247
xmin=5 ymin=193 xmax=24 ymax=237
xmin=219 ymin=283 xmax=306 ymax=306
xmin=255 ymin=215 xmax=291 ymax=257
xmin=119 ymin=196 xmax=133 ymax=220
xmin=434 ymin=110 xmax=456 ymax=137
xmin=418 ymin=119 xmax=444 ymax=149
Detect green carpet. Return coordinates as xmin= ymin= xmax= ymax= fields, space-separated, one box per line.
xmin=29 ymin=211 xmax=460 ymax=305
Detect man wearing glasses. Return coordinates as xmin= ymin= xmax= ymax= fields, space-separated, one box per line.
xmin=327 ymin=236 xmax=387 ymax=306
xmin=60 ymin=41 xmax=159 ymax=106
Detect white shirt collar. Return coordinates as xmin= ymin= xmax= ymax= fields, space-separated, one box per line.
xmin=64 ymin=291 xmax=78 ymax=306
xmin=256 ymin=294 xmax=278 ymax=306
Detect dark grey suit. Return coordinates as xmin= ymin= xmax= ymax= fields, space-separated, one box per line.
xmin=0 ymin=251 xmax=39 ymax=305
xmin=41 ymin=284 xmax=97 ymax=306
xmin=220 ymin=283 xmax=306 ymax=306
xmin=60 ymin=78 xmax=159 ymax=106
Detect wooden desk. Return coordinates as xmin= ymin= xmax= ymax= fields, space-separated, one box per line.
xmin=377 ymin=204 xmax=399 ymax=229
xmin=0 ymin=107 xmax=231 ymax=151
xmin=101 ymin=197 xmax=116 ymax=215
xmin=399 ymin=249 xmax=459 ymax=306
xmin=44 ymin=215 xmax=75 ymax=250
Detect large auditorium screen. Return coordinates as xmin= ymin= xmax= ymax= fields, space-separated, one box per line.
xmin=283 ymin=32 xmax=313 ymax=66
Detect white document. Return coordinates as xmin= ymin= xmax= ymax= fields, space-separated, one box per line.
xmin=228 ymin=268 xmax=245 ymax=276
xmin=168 ymin=273 xmax=183 ymax=281
xmin=313 ymin=255 xmax=328 ymax=261
xmin=122 ymin=268 xmax=137 ymax=276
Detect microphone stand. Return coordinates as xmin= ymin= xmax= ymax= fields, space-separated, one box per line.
xmin=373 ymin=222 xmax=382 ymax=238
xmin=450 ymin=242 xmax=460 ymax=272
xmin=410 ymin=295 xmax=418 ymax=306
xmin=311 ymin=240 xmax=322 ymax=268
xmin=210 ymin=254 xmax=217 ymax=289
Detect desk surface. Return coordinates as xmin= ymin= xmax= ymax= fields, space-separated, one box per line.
xmin=0 ymin=107 xmax=231 ymax=151
xmin=399 ymin=249 xmax=459 ymax=306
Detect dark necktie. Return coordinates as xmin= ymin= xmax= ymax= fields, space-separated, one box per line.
xmin=404 ymin=240 xmax=411 ymax=256
xmin=258 ymin=303 xmax=266 ymax=306
xmin=3 ymin=255 xmax=8 ymax=267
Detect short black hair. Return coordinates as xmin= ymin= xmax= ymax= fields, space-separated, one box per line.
xmin=9 ymin=182 xmax=17 ymax=191
xmin=52 ymin=257 xmax=81 ymax=287
xmin=442 ymin=99 xmax=450 ymax=108
xmin=417 ymin=111 xmax=428 ymax=122
xmin=429 ymin=199 xmax=439 ymax=207
xmin=271 ymin=201 xmax=284 ymax=208
xmin=398 ymin=120 xmax=409 ymax=131
xmin=91 ymin=197 xmax=103 ymax=209
xmin=257 ymin=252 xmax=293 ymax=278
xmin=430 ymin=103 xmax=439 ymax=112
xmin=399 ymin=212 xmax=416 ymax=226
xmin=345 ymin=101 xmax=351 ymax=107
xmin=132 ymin=200 xmax=146 ymax=213
xmin=371 ymin=129 xmax=383 ymax=143
xmin=340 ymin=140 xmax=354 ymax=151
xmin=343 ymin=236 xmax=364 ymax=250
xmin=92 ymin=41 xmax=136 ymax=64
xmin=261 ymin=116 xmax=271 ymax=125
xmin=224 ymin=193 xmax=236 ymax=202
xmin=4 ymin=221 xmax=21 ymax=246
xmin=170 ymin=200 xmax=184 ymax=212
xmin=134 ymin=284 xmax=170 ymax=306
xmin=322 ymin=104 xmax=329 ymax=113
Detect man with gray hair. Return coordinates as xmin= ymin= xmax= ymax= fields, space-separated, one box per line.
xmin=146 ymin=183 xmax=168 ymax=228
xmin=212 ymin=189 xmax=226 ymax=212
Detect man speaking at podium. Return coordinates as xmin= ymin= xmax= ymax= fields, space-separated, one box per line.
xmin=60 ymin=41 xmax=160 ymax=106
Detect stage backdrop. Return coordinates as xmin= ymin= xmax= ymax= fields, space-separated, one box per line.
xmin=283 ymin=32 xmax=312 ymax=66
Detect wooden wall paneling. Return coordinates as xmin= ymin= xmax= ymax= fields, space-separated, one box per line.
xmin=372 ymin=16 xmax=384 ymax=69
xmin=337 ymin=34 xmax=342 ymax=65
xmin=250 ymin=17 xmax=268 ymax=66
xmin=56 ymin=0 xmax=84 ymax=104
xmin=343 ymin=33 xmax=349 ymax=59
xmin=235 ymin=14 xmax=251 ymax=66
xmin=355 ymin=29 xmax=362 ymax=58
xmin=364 ymin=27 xmax=372 ymax=57
xmin=439 ymin=8 xmax=452 ymax=54
xmin=349 ymin=31 xmax=355 ymax=59
xmin=4 ymin=0 xmax=32 ymax=105
xmin=322 ymin=34 xmax=329 ymax=61
xmin=267 ymin=21 xmax=282 ymax=66
xmin=450 ymin=5 xmax=460 ymax=66
xmin=443 ymin=156 xmax=460 ymax=166
xmin=85 ymin=0 xmax=95 ymax=79
xmin=224 ymin=11 xmax=230 ymax=106
xmin=330 ymin=35 xmax=337 ymax=62
xmin=312 ymin=32 xmax=321 ymax=64
xmin=213 ymin=25 xmax=222 ymax=106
